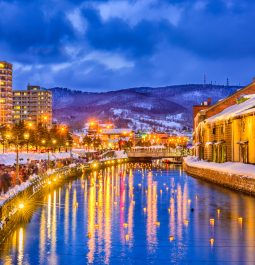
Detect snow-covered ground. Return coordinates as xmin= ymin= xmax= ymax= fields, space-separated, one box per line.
xmin=0 ymin=149 xmax=96 ymax=166
xmin=114 ymin=150 xmax=128 ymax=159
xmin=0 ymin=152 xmax=74 ymax=166
xmin=184 ymin=156 xmax=255 ymax=178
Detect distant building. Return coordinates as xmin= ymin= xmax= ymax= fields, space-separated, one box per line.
xmin=13 ymin=85 xmax=52 ymax=126
xmin=193 ymin=98 xmax=212 ymax=129
xmin=193 ymin=81 xmax=255 ymax=163
xmin=100 ymin=128 xmax=133 ymax=149
xmin=0 ymin=61 xmax=13 ymax=125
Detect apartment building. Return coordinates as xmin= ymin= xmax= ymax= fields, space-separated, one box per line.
xmin=13 ymin=85 xmax=52 ymax=126
xmin=0 ymin=61 xmax=13 ymax=125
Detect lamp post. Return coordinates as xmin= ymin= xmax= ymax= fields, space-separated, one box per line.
xmin=42 ymin=139 xmax=50 ymax=167
xmin=52 ymin=139 xmax=56 ymax=153
xmin=24 ymin=133 xmax=29 ymax=153
xmin=66 ymin=140 xmax=73 ymax=158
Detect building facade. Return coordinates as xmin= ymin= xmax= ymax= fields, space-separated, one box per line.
xmin=194 ymin=88 xmax=255 ymax=164
xmin=0 ymin=61 xmax=13 ymax=125
xmin=13 ymin=85 xmax=52 ymax=126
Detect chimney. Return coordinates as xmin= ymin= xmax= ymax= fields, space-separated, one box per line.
xmin=207 ymin=98 xmax=212 ymax=105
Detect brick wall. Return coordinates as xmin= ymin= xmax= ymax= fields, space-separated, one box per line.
xmin=183 ymin=161 xmax=255 ymax=195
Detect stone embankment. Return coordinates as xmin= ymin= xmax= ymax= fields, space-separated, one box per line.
xmin=183 ymin=157 xmax=255 ymax=195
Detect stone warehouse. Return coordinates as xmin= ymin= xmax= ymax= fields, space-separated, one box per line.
xmin=193 ymin=81 xmax=255 ymax=164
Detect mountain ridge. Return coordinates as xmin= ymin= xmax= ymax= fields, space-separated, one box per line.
xmin=50 ymin=84 xmax=242 ymax=131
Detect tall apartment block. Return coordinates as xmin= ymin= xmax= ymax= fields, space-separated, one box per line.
xmin=0 ymin=61 xmax=13 ymax=125
xmin=13 ymin=85 xmax=52 ymax=126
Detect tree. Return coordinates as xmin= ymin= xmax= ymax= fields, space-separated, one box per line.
xmin=93 ymin=137 xmax=102 ymax=149
xmin=83 ymin=135 xmax=93 ymax=149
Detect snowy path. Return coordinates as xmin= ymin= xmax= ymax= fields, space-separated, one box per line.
xmin=184 ymin=156 xmax=255 ymax=178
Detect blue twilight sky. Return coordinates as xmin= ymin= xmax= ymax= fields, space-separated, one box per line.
xmin=1 ymin=0 xmax=255 ymax=91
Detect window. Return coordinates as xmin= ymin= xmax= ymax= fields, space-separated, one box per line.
xmin=212 ymin=127 xmax=216 ymax=135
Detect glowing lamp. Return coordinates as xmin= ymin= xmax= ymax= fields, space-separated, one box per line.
xmin=18 ymin=203 xmax=25 ymax=209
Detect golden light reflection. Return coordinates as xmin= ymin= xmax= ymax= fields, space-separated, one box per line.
xmin=64 ymin=188 xmax=70 ymax=245
xmin=104 ymin=167 xmax=112 ymax=264
xmin=146 ymin=171 xmax=158 ymax=250
xmin=17 ymin=227 xmax=24 ymax=265
xmin=87 ymin=176 xmax=96 ymax=263
xmin=127 ymin=168 xmax=134 ymax=247
xmin=39 ymin=209 xmax=46 ymax=264
xmin=47 ymin=194 xmax=52 ymax=240
xmin=72 ymin=188 xmax=78 ymax=243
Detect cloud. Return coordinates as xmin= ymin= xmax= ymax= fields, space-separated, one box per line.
xmin=83 ymin=51 xmax=134 ymax=70
xmin=66 ymin=8 xmax=87 ymax=34
xmin=95 ymin=0 xmax=183 ymax=27
xmin=1 ymin=0 xmax=255 ymax=91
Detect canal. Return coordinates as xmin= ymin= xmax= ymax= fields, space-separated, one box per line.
xmin=1 ymin=163 xmax=255 ymax=265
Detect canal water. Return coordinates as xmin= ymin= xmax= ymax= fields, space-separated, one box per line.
xmin=1 ymin=163 xmax=255 ymax=265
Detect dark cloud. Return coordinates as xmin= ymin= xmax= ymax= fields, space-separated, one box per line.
xmin=83 ymin=8 xmax=164 ymax=58
xmin=1 ymin=0 xmax=255 ymax=91
xmin=0 ymin=1 xmax=74 ymax=63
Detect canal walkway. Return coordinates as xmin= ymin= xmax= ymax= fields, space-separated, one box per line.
xmin=184 ymin=156 xmax=255 ymax=195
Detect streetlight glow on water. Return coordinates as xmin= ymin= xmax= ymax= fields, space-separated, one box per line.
xmin=1 ymin=163 xmax=255 ymax=264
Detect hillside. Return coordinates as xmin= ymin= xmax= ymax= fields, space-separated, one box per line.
xmin=51 ymin=84 xmax=242 ymax=131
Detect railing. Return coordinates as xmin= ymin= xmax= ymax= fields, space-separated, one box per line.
xmin=127 ymin=150 xmax=183 ymax=158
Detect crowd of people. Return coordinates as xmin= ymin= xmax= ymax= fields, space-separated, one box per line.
xmin=0 ymin=158 xmax=76 ymax=194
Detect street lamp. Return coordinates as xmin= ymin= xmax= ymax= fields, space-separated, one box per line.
xmin=42 ymin=139 xmax=50 ymax=166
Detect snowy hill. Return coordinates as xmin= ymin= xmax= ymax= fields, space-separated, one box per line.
xmin=51 ymin=84 xmax=242 ymax=131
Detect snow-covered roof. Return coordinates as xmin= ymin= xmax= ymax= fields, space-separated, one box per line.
xmin=206 ymin=94 xmax=255 ymax=123
xmin=101 ymin=128 xmax=132 ymax=134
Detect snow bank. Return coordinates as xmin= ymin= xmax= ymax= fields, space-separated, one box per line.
xmin=0 ymin=175 xmax=39 ymax=207
xmin=114 ymin=150 xmax=128 ymax=159
xmin=0 ymin=152 xmax=73 ymax=166
xmin=184 ymin=156 xmax=255 ymax=178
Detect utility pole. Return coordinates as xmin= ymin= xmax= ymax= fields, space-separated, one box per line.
xmin=226 ymin=77 xmax=229 ymax=87
xmin=203 ymin=73 xmax=207 ymax=87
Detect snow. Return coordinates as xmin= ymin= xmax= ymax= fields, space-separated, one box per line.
xmin=114 ymin=150 xmax=128 ymax=158
xmin=101 ymin=128 xmax=132 ymax=134
xmin=207 ymin=94 xmax=255 ymax=123
xmin=111 ymin=108 xmax=128 ymax=115
xmin=132 ymin=145 xmax=166 ymax=149
xmin=184 ymin=156 xmax=255 ymax=178
xmin=0 ymin=174 xmax=40 ymax=207
xmin=0 ymin=152 xmax=74 ymax=166
xmin=133 ymin=102 xmax=153 ymax=110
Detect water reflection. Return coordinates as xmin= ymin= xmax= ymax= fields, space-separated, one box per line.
xmin=2 ymin=163 xmax=255 ymax=264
